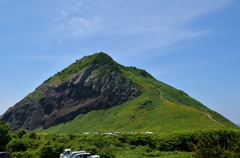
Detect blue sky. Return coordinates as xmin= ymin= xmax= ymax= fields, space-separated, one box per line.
xmin=1 ymin=0 xmax=240 ymax=124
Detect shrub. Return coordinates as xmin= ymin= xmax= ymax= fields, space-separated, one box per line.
xmin=21 ymin=150 xmax=37 ymax=158
xmin=6 ymin=138 xmax=29 ymax=152
xmin=28 ymin=132 xmax=38 ymax=139
xmin=193 ymin=130 xmax=240 ymax=158
xmin=98 ymin=150 xmax=116 ymax=158
xmin=85 ymin=145 xmax=98 ymax=155
xmin=38 ymin=143 xmax=64 ymax=158
xmin=0 ymin=120 xmax=11 ymax=150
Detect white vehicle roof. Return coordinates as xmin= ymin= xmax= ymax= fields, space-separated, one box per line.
xmin=70 ymin=151 xmax=86 ymax=158
xmin=72 ymin=151 xmax=86 ymax=154
xmin=89 ymin=155 xmax=100 ymax=158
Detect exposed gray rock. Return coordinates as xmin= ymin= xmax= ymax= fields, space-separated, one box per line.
xmin=0 ymin=67 xmax=141 ymax=131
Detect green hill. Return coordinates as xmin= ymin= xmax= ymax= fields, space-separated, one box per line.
xmin=33 ymin=52 xmax=237 ymax=134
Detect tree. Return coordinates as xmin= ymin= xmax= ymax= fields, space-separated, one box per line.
xmin=6 ymin=138 xmax=28 ymax=152
xmin=38 ymin=142 xmax=64 ymax=158
xmin=0 ymin=120 xmax=11 ymax=150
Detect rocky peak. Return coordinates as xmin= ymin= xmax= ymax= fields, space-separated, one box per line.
xmin=0 ymin=52 xmax=141 ymax=131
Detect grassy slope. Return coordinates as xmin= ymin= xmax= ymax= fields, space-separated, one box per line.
xmin=35 ymin=96 xmax=227 ymax=134
xmin=35 ymin=53 xmax=237 ymax=133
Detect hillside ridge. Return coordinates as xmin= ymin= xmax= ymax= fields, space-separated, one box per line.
xmin=1 ymin=52 xmax=237 ymax=132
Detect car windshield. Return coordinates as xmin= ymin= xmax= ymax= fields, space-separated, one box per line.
xmin=83 ymin=155 xmax=91 ymax=158
xmin=64 ymin=151 xmax=70 ymax=155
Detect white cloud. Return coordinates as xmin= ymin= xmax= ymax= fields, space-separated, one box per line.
xmin=51 ymin=1 xmax=105 ymax=38
xmin=68 ymin=16 xmax=102 ymax=36
xmin=50 ymin=0 xmax=234 ymax=54
xmin=54 ymin=16 xmax=103 ymax=37
xmin=175 ymin=30 xmax=211 ymax=40
xmin=174 ymin=0 xmax=235 ymax=22
xmin=60 ymin=11 xmax=69 ymax=17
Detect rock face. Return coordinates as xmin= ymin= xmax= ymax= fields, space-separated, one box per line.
xmin=0 ymin=53 xmax=141 ymax=131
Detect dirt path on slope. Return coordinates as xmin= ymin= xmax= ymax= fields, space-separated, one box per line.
xmin=202 ymin=112 xmax=223 ymax=125
xmin=158 ymin=87 xmax=223 ymax=126
xmin=158 ymin=87 xmax=164 ymax=100
xmin=157 ymin=87 xmax=223 ymax=125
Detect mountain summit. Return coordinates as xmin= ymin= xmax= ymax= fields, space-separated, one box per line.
xmin=0 ymin=52 xmax=237 ymax=131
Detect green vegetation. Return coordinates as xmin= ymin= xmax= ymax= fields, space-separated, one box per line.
xmin=34 ymin=52 xmax=236 ymax=133
xmin=24 ymin=89 xmax=43 ymax=101
xmin=35 ymin=95 xmax=230 ymax=134
xmin=0 ymin=120 xmax=11 ymax=150
xmin=4 ymin=126 xmax=240 ymax=158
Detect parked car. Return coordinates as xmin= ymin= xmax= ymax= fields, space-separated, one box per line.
xmin=0 ymin=152 xmax=11 ymax=158
xmin=60 ymin=149 xmax=86 ymax=158
xmin=72 ymin=153 xmax=91 ymax=158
